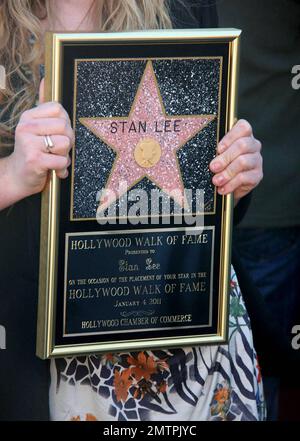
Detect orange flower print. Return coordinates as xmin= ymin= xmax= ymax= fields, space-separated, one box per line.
xmin=71 ymin=416 xmax=81 ymax=421
xmin=127 ymin=352 xmax=157 ymax=381
xmin=101 ymin=353 xmax=119 ymax=367
xmin=113 ymin=368 xmax=133 ymax=402
xmin=133 ymin=387 xmax=141 ymax=400
xmin=157 ymin=359 xmax=169 ymax=372
xmin=85 ymin=413 xmax=98 ymax=421
xmin=256 ymin=356 xmax=262 ymax=384
xmin=70 ymin=413 xmax=98 ymax=421
xmin=210 ymin=382 xmax=231 ymax=420
xmin=214 ymin=387 xmax=230 ymax=404
xmin=157 ymin=380 xmax=167 ymax=394
xmin=133 ymin=381 xmax=150 ymax=400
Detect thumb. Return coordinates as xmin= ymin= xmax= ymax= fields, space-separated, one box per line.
xmin=39 ymin=78 xmax=45 ymax=104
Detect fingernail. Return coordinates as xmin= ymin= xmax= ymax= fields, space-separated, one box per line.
xmin=218 ymin=143 xmax=226 ymax=153
xmin=218 ymin=187 xmax=225 ymax=194
xmin=211 ymin=161 xmax=222 ymax=172
xmin=214 ymin=175 xmax=224 ymax=185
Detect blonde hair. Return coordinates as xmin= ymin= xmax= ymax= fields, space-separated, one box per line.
xmin=0 ymin=0 xmax=173 ymax=154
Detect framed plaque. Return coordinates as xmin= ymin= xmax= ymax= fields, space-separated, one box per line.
xmin=37 ymin=29 xmax=240 ymax=359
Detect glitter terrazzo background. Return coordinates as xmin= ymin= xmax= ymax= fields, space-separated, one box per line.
xmin=73 ymin=58 xmax=220 ymax=219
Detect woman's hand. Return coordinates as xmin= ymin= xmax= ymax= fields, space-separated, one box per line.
xmin=209 ymin=119 xmax=263 ymax=203
xmin=4 ymin=81 xmax=74 ymax=203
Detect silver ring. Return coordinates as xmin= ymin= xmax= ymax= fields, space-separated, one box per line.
xmin=44 ymin=135 xmax=54 ymax=152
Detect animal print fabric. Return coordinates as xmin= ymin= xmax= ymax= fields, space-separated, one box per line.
xmin=49 ymin=266 xmax=266 ymax=421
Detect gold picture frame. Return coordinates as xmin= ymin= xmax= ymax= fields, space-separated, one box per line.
xmin=37 ymin=28 xmax=240 ymax=359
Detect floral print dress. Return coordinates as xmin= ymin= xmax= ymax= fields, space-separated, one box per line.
xmin=49 ymin=267 xmax=266 ymax=421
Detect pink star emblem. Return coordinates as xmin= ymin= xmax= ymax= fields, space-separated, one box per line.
xmin=80 ymin=61 xmax=216 ymax=213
